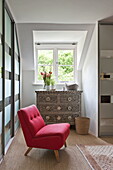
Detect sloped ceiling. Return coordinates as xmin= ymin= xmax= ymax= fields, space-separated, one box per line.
xmin=33 ymin=30 xmax=88 ymax=69
xmin=7 ymin=0 xmax=113 ymax=24
xmin=17 ymin=23 xmax=94 ymax=70
xmin=99 ymin=15 xmax=113 ymax=23
xmin=33 ymin=31 xmax=87 ymax=44
xmin=7 ymin=0 xmax=112 ymax=69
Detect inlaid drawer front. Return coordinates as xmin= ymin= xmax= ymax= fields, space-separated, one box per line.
xmin=55 ymin=114 xmax=68 ymax=122
xmin=38 ymin=104 xmax=80 ymax=113
xmin=55 ymin=114 xmax=79 ymax=124
xmin=38 ymin=104 xmax=56 ymax=112
xmin=38 ymin=95 xmax=57 ymax=103
xmin=39 ymin=104 xmax=63 ymax=112
xmin=42 ymin=114 xmax=80 ymax=124
xmin=42 ymin=114 xmax=56 ymax=123
xmin=57 ymin=104 xmax=80 ymax=112
xmin=59 ymin=94 xmax=80 ymax=103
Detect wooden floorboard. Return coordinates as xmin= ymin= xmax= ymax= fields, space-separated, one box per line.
xmin=0 ymin=128 xmax=112 ymax=170
xmin=100 ymin=136 xmax=113 ymax=144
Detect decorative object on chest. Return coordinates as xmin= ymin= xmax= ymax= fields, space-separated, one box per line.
xmin=35 ymin=90 xmax=82 ymax=125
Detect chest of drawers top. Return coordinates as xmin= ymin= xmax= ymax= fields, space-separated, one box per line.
xmin=35 ymin=90 xmax=82 ymax=103
xmin=35 ymin=90 xmax=82 ymax=100
xmin=35 ymin=90 xmax=82 ymax=95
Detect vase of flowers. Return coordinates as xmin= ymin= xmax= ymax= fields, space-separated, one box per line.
xmin=51 ymin=79 xmax=55 ymax=90
xmin=40 ymin=71 xmax=52 ymax=90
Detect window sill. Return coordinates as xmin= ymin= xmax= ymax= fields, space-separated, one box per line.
xmin=32 ymin=82 xmax=66 ymax=86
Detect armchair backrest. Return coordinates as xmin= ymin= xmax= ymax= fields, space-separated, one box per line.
xmin=18 ymin=105 xmax=45 ymax=145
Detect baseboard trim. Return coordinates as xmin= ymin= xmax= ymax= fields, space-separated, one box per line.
xmin=89 ymin=130 xmax=97 ymax=137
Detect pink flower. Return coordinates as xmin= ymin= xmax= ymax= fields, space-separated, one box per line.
xmin=40 ymin=72 xmax=44 ymax=75
xmin=43 ymin=75 xmax=45 ymax=78
xmin=46 ymin=73 xmax=50 ymax=77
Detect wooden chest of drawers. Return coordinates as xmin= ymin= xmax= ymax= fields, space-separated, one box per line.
xmin=35 ymin=90 xmax=82 ymax=125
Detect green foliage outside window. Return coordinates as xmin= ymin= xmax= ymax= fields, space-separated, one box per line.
xmin=58 ymin=50 xmax=73 ymax=65
xmin=37 ymin=49 xmax=74 ymax=82
xmin=58 ymin=50 xmax=74 ymax=82
xmin=38 ymin=50 xmax=53 ymax=65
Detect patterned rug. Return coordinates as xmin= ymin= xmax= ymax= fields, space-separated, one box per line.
xmin=77 ymin=144 xmax=113 ymax=170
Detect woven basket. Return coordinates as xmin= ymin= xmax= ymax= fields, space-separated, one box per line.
xmin=75 ymin=117 xmax=90 ymax=135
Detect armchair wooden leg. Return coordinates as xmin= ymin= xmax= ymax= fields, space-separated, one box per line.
xmin=24 ymin=147 xmax=32 ymax=156
xmin=54 ymin=150 xmax=60 ymax=162
xmin=64 ymin=141 xmax=67 ymax=147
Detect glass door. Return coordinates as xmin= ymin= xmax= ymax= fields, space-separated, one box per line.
xmin=4 ymin=9 xmax=12 ymax=147
xmin=0 ymin=0 xmax=3 ymax=159
xmin=14 ymin=27 xmax=20 ymax=132
xmin=0 ymin=1 xmax=21 ymax=160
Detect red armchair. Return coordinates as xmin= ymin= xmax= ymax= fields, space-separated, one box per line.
xmin=18 ymin=105 xmax=70 ymax=161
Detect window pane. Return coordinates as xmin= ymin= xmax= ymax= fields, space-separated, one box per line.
xmin=14 ymin=28 xmax=20 ymax=132
xmin=0 ymin=0 xmax=2 ymax=158
xmin=0 ymin=0 xmax=2 ymax=34
xmin=5 ymin=52 xmax=11 ymax=72
xmin=0 ymin=45 xmax=2 ymax=76
xmin=0 ymin=111 xmax=2 ymax=158
xmin=15 ymin=100 xmax=19 ymax=131
xmin=38 ymin=50 xmax=53 ymax=65
xmin=58 ymin=66 xmax=74 ymax=82
xmin=15 ymin=32 xmax=19 ymax=55
xmin=58 ymin=50 xmax=73 ymax=65
xmin=5 ymin=105 xmax=11 ymax=146
xmin=5 ymin=10 xmax=11 ymax=47
xmin=38 ymin=66 xmax=53 ymax=81
xmin=5 ymin=10 xmax=12 ymax=147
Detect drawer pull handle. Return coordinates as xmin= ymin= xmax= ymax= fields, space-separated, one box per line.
xmin=57 ymin=106 xmax=61 ymax=110
xmin=68 ymin=116 xmax=72 ymax=120
xmin=46 ymin=106 xmax=50 ymax=110
xmin=57 ymin=116 xmax=61 ymax=120
xmin=68 ymin=97 xmax=72 ymax=101
xmin=46 ymin=116 xmax=50 ymax=120
xmin=46 ymin=97 xmax=50 ymax=101
xmin=68 ymin=106 xmax=72 ymax=110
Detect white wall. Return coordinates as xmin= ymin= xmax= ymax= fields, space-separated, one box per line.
xmin=77 ymin=33 xmax=87 ymax=68
xmin=82 ymin=24 xmax=98 ymax=136
xmin=17 ymin=23 xmax=94 ymax=108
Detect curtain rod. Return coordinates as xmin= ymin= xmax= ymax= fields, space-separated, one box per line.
xmin=35 ymin=42 xmax=77 ymax=45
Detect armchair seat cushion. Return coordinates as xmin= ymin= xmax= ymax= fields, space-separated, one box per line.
xmin=35 ymin=123 xmax=70 ymax=138
xmin=31 ymin=123 xmax=70 ymax=150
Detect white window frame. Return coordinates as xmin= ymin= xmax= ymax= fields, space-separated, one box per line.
xmin=35 ymin=45 xmax=77 ymax=84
